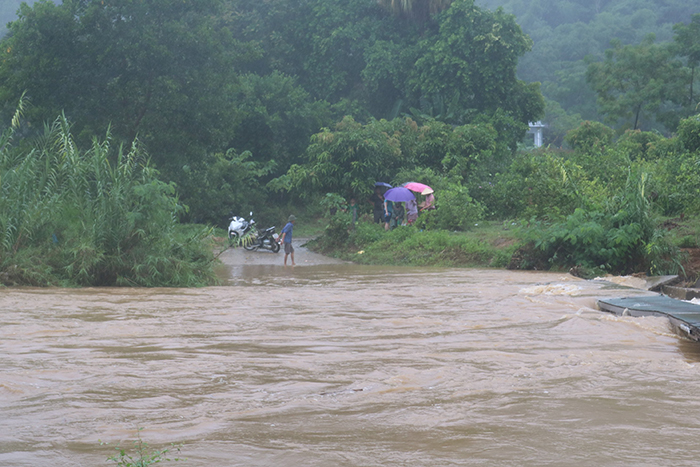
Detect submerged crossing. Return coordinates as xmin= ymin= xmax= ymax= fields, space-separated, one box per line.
xmin=598 ymin=295 xmax=700 ymax=342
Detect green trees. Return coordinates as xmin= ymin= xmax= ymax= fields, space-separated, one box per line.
xmin=673 ymin=14 xmax=700 ymax=105
xmin=0 ymin=0 xmax=260 ymax=169
xmin=586 ymin=36 xmax=686 ymax=130
xmin=410 ymin=0 xmax=544 ymax=134
xmin=377 ymin=0 xmax=454 ymax=23
xmin=285 ymin=117 xmax=404 ymax=198
xmin=473 ymin=0 xmax=700 ymax=139
xmin=0 ymin=0 xmax=30 ymax=38
xmin=283 ymin=116 xmax=507 ymax=200
xmin=0 ymin=0 xmax=543 ymax=200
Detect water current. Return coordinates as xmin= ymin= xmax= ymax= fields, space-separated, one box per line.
xmin=2 ymin=247 xmax=700 ymax=466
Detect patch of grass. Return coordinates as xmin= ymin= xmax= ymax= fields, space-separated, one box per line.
xmin=308 ymin=219 xmax=520 ymax=268
xmin=292 ymin=214 xmax=327 ymax=239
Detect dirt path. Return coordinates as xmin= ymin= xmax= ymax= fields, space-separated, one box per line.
xmin=217 ymin=237 xmax=345 ymax=267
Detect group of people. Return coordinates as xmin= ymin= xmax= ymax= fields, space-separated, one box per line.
xmin=369 ymin=186 xmax=435 ymax=231
xmin=280 ymin=185 xmax=434 ymax=266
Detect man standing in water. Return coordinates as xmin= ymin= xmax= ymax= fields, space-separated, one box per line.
xmin=280 ymin=215 xmax=296 ymax=266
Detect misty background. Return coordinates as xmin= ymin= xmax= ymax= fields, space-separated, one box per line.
xmin=3 ymin=0 xmax=697 ymax=134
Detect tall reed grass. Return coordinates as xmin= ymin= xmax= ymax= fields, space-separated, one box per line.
xmin=0 ymin=111 xmax=216 ymax=286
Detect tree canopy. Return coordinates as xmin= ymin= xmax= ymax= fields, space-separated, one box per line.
xmin=586 ymin=35 xmax=686 ymax=130
xmin=476 ymin=0 xmax=700 ymax=136
xmin=0 ymin=0 xmax=543 ymax=223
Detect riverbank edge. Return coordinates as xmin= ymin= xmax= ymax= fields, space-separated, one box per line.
xmin=301 ymin=218 xmax=700 ymax=282
xmin=303 ymin=220 xmax=523 ymax=270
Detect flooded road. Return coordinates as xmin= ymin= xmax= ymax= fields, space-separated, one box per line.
xmin=2 ymin=244 xmax=700 ymax=466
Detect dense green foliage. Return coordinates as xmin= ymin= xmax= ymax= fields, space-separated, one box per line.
xmin=586 ymin=35 xmax=687 ymax=130
xmin=0 ymin=0 xmax=542 ymax=214
xmin=311 ymin=110 xmax=700 ymax=276
xmin=0 ymin=0 xmax=31 ymax=38
xmin=0 ymin=110 xmax=217 ymax=287
xmin=517 ymin=172 xmax=683 ymax=275
xmin=3 ymin=1 xmax=700 ymax=142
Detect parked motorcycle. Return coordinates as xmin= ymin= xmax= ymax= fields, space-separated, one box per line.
xmin=243 ymin=225 xmax=281 ymax=253
xmin=228 ymin=212 xmax=255 ymax=241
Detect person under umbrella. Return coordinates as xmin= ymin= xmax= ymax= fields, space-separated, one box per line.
xmin=406 ymin=197 xmax=418 ymax=224
xmin=419 ymin=187 xmax=435 ymax=211
xmin=384 ymin=197 xmax=393 ymax=231
xmin=382 ymin=187 xmax=414 ymax=231
xmin=369 ymin=186 xmax=385 ymax=224
xmin=392 ymin=202 xmax=405 ymax=229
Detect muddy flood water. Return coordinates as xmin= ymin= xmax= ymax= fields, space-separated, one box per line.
xmin=3 ymin=243 xmax=700 ymax=466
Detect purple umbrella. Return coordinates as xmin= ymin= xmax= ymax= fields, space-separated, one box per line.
xmin=383 ymin=187 xmax=416 ymax=202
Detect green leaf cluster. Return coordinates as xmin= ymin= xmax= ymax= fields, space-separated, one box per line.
xmin=0 ymin=111 xmax=217 ymax=287
xmin=519 ymin=171 xmax=682 ymax=275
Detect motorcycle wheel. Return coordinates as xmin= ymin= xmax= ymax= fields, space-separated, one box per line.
xmin=243 ymin=240 xmax=257 ymax=251
xmin=228 ymin=231 xmax=238 ymax=241
xmin=272 ymin=242 xmax=280 ymax=253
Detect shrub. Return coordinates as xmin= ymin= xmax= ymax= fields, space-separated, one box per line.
xmin=0 ymin=114 xmax=217 ymax=286
xmin=487 ymin=150 xmax=584 ymax=219
xmin=101 ymin=427 xmax=184 ymax=466
xmin=313 ymin=211 xmax=352 ymax=251
xmin=518 ymin=171 xmax=683 ymax=275
xmin=617 ymin=129 xmax=664 ymax=160
xmin=564 ymin=120 xmax=614 ymax=152
xmin=348 ymin=221 xmax=385 ymax=248
xmin=414 ymin=184 xmax=484 ymax=231
xmin=319 ymin=192 xmax=348 ymax=216
xmin=677 ymin=114 xmax=700 ymax=153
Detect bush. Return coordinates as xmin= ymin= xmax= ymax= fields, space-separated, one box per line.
xmin=617 ymin=129 xmax=664 ymax=160
xmin=487 ymin=150 xmax=585 ymax=219
xmin=312 ymin=211 xmax=352 ymax=251
xmin=414 ymin=185 xmax=484 ymax=231
xmin=564 ymin=120 xmax=614 ymax=152
xmin=101 ymin=427 xmax=183 ymax=466
xmin=348 ymin=221 xmax=385 ymax=248
xmin=678 ymin=114 xmax=700 ymax=153
xmin=0 ymin=114 xmax=217 ymax=286
xmin=518 ymin=171 xmax=683 ymax=275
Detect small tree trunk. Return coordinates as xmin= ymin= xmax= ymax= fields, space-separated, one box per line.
xmin=690 ymin=66 xmax=695 ymax=106
xmin=633 ymin=103 xmax=642 ymax=130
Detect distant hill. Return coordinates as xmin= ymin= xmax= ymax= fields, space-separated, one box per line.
xmin=475 ymin=0 xmax=700 ymax=122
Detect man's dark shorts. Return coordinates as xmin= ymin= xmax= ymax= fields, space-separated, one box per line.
xmin=284 ymin=242 xmax=294 ymax=254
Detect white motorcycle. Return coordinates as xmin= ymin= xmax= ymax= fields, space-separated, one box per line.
xmin=228 ymin=212 xmax=255 ymax=242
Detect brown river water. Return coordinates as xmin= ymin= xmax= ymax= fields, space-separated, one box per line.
xmin=3 ymin=243 xmax=700 ymax=466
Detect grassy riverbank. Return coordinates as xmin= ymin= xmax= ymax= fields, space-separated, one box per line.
xmin=306 ymin=217 xmax=520 ymax=269
xmin=302 ymin=213 xmax=700 ymax=281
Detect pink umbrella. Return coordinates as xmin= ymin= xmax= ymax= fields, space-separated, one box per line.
xmin=403 ymin=182 xmax=432 ymax=193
